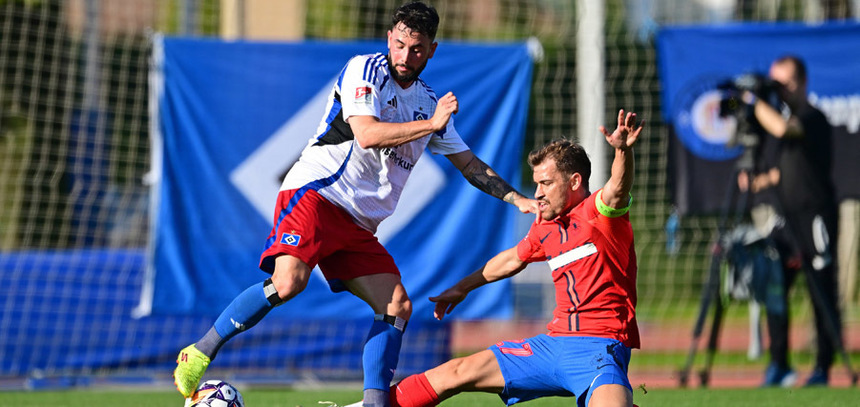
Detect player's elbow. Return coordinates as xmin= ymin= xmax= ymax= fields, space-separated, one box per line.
xmin=506 ymin=258 xmax=527 ymax=275
xmin=601 ymin=183 xmax=630 ymax=209
xmin=349 ymin=116 xmax=384 ymax=149
xmin=356 ymin=131 xmax=395 ymax=149
xmin=495 ymin=250 xmax=526 ymax=278
xmin=354 ymin=134 xmax=378 ymax=149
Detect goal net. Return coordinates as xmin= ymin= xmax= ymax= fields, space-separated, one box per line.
xmin=0 ymin=0 xmax=855 ymax=389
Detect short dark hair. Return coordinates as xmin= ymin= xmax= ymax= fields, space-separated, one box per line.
xmin=392 ymin=1 xmax=440 ymax=41
xmin=774 ymin=54 xmax=807 ymax=85
xmin=528 ymin=139 xmax=591 ymax=190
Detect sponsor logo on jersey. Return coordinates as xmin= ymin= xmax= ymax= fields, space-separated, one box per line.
xmin=355 ymin=86 xmax=372 ymax=104
xmin=381 ymin=147 xmax=416 ymax=171
xmin=280 ymin=233 xmax=301 ymax=246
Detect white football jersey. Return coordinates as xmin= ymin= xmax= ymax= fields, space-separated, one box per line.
xmin=281 ymin=53 xmax=469 ymax=233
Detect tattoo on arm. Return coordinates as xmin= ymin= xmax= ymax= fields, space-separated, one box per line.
xmin=461 ymin=157 xmax=519 ymax=202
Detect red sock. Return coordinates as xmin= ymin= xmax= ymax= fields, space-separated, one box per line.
xmin=389 ymin=373 xmax=440 ymax=407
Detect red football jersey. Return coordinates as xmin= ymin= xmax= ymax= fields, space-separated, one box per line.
xmin=517 ymin=190 xmax=639 ymax=348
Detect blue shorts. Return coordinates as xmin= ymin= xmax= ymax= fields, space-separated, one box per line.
xmin=489 ymin=335 xmax=632 ymax=406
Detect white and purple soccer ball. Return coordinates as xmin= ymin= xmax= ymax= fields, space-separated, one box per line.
xmin=190 ymin=380 xmax=245 ymax=407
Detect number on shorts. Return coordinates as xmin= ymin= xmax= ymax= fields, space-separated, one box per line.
xmin=496 ymin=339 xmax=533 ymax=357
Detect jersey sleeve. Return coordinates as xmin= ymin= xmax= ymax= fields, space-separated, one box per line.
xmin=339 ymin=54 xmax=384 ymax=122
xmin=516 ymin=222 xmax=547 ymax=262
xmin=427 ymin=115 xmax=469 ymax=155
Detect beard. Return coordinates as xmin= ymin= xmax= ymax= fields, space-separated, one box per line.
xmin=387 ymin=55 xmax=428 ymax=84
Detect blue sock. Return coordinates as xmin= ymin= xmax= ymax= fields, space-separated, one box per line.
xmin=362 ymin=315 xmax=405 ymax=392
xmin=212 ymin=281 xmax=274 ymax=344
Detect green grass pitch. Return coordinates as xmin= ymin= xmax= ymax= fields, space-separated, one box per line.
xmin=4 ymin=387 xmax=859 ymax=407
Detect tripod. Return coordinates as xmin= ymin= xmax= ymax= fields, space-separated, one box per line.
xmin=677 ymin=154 xmax=753 ymax=388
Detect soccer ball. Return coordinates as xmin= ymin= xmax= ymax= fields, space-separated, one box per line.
xmin=189 ymin=380 xmax=245 ymax=407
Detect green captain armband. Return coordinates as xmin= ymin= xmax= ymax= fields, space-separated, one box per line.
xmin=596 ymin=189 xmax=632 ymax=218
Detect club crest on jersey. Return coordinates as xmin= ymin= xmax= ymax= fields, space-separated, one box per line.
xmin=280 ymin=233 xmax=301 ymax=246
xmin=413 ymin=111 xmax=428 ymax=121
xmin=355 ymin=86 xmax=372 ymax=104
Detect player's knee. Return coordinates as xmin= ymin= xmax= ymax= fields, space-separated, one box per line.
xmin=589 ymin=383 xmax=632 ymax=407
xmin=269 ymin=268 xmax=309 ymax=303
xmin=446 ymin=358 xmax=470 ymax=382
xmin=440 ymin=350 xmax=505 ymax=394
xmin=387 ymin=288 xmax=412 ymax=320
xmin=393 ymin=295 xmax=413 ymax=320
xmin=427 ymin=357 xmax=474 ymax=394
xmin=448 ymin=356 xmax=484 ymax=386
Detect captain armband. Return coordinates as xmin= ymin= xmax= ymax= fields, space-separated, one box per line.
xmin=596 ymin=190 xmax=632 ymax=218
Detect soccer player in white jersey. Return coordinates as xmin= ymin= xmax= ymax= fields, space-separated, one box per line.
xmin=173 ymin=2 xmax=539 ymax=406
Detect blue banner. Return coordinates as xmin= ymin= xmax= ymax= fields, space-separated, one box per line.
xmin=657 ymin=22 xmax=860 ymax=214
xmin=142 ymin=37 xmax=534 ymax=320
xmin=0 ymin=249 xmax=451 ymax=380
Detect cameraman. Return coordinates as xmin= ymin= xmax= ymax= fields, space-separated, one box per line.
xmin=741 ymin=55 xmax=841 ymax=387
xmin=736 ymin=122 xmax=802 ymax=387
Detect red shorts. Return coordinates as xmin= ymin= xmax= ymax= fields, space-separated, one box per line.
xmin=259 ymin=188 xmax=399 ymax=292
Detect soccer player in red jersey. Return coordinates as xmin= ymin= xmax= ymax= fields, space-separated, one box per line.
xmin=359 ymin=109 xmax=644 ymax=407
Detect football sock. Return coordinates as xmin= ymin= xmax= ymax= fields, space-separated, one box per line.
xmin=362 ymin=389 xmax=388 ymax=407
xmin=194 ymin=327 xmax=224 ymax=359
xmin=362 ymin=314 xmax=407 ymax=404
xmin=200 ymin=281 xmax=274 ymax=358
xmin=390 ymin=373 xmax=440 ymax=407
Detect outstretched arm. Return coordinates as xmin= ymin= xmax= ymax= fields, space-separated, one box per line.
xmin=446 ymin=149 xmax=539 ymax=215
xmin=430 ymin=247 xmax=526 ymax=320
xmin=598 ymin=109 xmax=644 ymax=209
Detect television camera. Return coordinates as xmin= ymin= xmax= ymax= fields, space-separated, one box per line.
xmin=716 ymin=73 xmax=781 ymax=170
